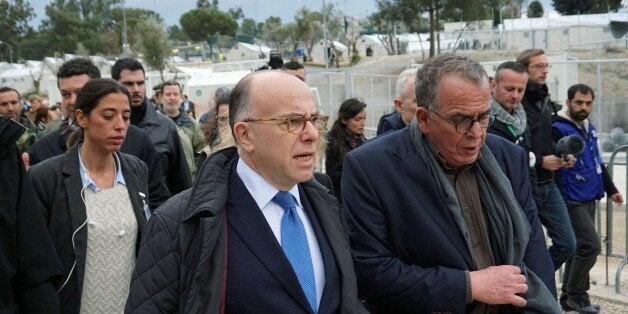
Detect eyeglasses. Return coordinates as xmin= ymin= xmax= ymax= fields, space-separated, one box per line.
xmin=429 ymin=110 xmax=495 ymax=134
xmin=528 ymin=63 xmax=551 ymax=70
xmin=217 ymin=115 xmax=229 ymax=122
xmin=243 ymin=115 xmax=329 ymax=134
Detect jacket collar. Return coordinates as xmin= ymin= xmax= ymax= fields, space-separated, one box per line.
xmin=557 ymin=109 xmax=589 ymax=133
xmin=183 ymin=147 xmax=329 ymax=222
xmin=139 ymin=99 xmax=162 ymax=128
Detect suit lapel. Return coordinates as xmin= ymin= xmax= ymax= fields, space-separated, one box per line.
xmin=61 ymin=145 xmax=89 ymax=289
xmin=301 ymin=183 xmax=350 ymax=281
xmin=118 ymin=153 xmax=147 ymax=234
xmin=393 ymin=132 xmax=474 ymax=267
xmin=226 ymin=170 xmax=313 ymax=313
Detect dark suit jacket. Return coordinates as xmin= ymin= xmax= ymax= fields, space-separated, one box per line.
xmin=225 ymin=166 xmax=342 ymax=313
xmin=314 ymin=171 xmax=335 ymax=197
xmin=28 ymin=145 xmax=149 ymax=313
xmin=341 ymin=129 xmax=554 ymax=313
xmin=126 ymin=147 xmax=366 ymax=313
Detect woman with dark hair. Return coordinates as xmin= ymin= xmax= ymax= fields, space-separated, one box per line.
xmin=28 ymin=78 xmax=149 ymax=313
xmin=201 ymin=88 xmax=233 ymax=151
xmin=33 ymin=106 xmax=52 ymax=133
xmin=197 ymin=87 xmax=235 ymax=166
xmin=325 ymin=97 xmax=367 ymax=198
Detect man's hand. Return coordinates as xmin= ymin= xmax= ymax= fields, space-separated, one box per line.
xmin=469 ymin=265 xmax=528 ymax=307
xmin=21 ymin=152 xmax=30 ymax=171
xmin=542 ymin=155 xmax=567 ymax=171
xmin=610 ymin=193 xmax=624 ymax=205
xmin=563 ymin=154 xmax=577 ymax=168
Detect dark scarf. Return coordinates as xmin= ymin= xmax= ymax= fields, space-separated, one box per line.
xmin=409 ymin=120 xmax=559 ymax=313
xmin=130 ymin=100 xmax=147 ymax=126
xmin=345 ymin=131 xmax=366 ymax=150
xmin=524 ymin=83 xmax=549 ymax=104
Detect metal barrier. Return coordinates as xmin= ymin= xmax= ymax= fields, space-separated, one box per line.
xmin=603 ymin=144 xmax=628 ymax=293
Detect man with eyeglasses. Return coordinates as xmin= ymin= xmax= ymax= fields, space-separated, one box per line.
xmin=341 ymin=53 xmax=558 ymax=312
xmin=517 ymin=49 xmax=577 ymax=277
xmin=127 ymin=70 xmax=366 ymax=313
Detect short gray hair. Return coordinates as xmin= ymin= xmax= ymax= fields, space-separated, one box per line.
xmin=395 ymin=68 xmax=418 ymax=98
xmin=415 ymin=53 xmax=488 ymax=111
xmin=229 ymin=72 xmax=256 ymax=132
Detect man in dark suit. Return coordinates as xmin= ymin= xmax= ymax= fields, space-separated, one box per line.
xmin=126 ymin=70 xmax=365 ymax=313
xmin=342 ymin=53 xmax=559 ymax=313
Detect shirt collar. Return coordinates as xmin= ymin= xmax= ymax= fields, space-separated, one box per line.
xmin=78 ymin=147 xmax=126 ymax=192
xmin=236 ymin=158 xmax=302 ymax=209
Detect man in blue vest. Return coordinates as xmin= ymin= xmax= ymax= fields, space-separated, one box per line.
xmin=552 ymin=83 xmax=623 ymax=314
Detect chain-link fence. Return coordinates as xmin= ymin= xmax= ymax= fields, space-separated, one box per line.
xmin=307 ymin=56 xmax=628 ymax=141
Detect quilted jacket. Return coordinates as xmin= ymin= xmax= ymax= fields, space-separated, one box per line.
xmin=126 ymin=147 xmax=365 ymax=313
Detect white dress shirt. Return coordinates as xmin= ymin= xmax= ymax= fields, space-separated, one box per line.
xmin=236 ymin=158 xmax=325 ymax=306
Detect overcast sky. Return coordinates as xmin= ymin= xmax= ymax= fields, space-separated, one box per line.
xmin=27 ymin=0 xmax=557 ymax=28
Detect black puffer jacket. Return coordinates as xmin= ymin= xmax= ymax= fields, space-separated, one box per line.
xmin=521 ymin=84 xmax=560 ymax=183
xmin=134 ymin=100 xmax=192 ymax=194
xmin=126 ymin=147 xmax=365 ymax=313
xmin=0 ymin=117 xmax=62 ymax=313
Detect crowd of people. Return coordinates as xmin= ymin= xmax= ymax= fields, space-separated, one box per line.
xmin=0 ymin=49 xmax=621 ymax=313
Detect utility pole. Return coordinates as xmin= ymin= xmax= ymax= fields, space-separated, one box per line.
xmin=323 ymin=0 xmax=328 ymax=68
xmin=122 ymin=0 xmax=132 ymax=57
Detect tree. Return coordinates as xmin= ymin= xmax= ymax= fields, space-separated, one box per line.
xmin=343 ymin=16 xmax=365 ymax=60
xmin=180 ymin=8 xmax=236 ymax=61
xmin=282 ymin=22 xmax=300 ymax=59
xmin=528 ymin=1 xmax=544 ymax=18
xmin=0 ymin=0 xmax=35 ymax=62
xmin=134 ymin=18 xmax=171 ymax=81
xmin=368 ymin=1 xmax=402 ymax=56
xmin=228 ymin=6 xmax=244 ymax=20
xmin=261 ymin=16 xmax=285 ymax=50
xmin=75 ymin=42 xmax=90 ymax=56
xmin=552 ymin=0 xmax=622 ymax=15
xmin=321 ymin=2 xmax=348 ymax=64
xmin=180 ymin=8 xmax=237 ymax=42
xmin=294 ymin=7 xmax=322 ymax=61
xmin=34 ymin=0 xmax=161 ymax=58
xmin=500 ymin=0 xmax=524 ymax=19
xmin=239 ymin=18 xmax=262 ymax=38
xmin=168 ymin=25 xmax=190 ymax=43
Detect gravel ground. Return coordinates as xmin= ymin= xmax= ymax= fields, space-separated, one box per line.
xmin=563 ymin=296 xmax=628 ymax=313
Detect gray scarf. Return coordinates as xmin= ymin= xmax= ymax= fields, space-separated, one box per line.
xmin=491 ymin=96 xmax=527 ymax=137
xmin=410 ymin=120 xmax=559 ymax=313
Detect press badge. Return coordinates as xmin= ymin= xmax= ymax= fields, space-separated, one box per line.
xmin=595 ymin=156 xmax=603 ymax=174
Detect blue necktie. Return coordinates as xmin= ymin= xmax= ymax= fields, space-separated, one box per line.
xmin=273 ymin=191 xmax=317 ymax=313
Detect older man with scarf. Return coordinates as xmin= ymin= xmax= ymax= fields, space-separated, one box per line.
xmin=342 ymin=53 xmax=559 ymax=313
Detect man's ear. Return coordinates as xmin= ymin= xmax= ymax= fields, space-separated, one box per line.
xmin=416 ymin=107 xmax=429 ymax=134
xmin=233 ymin=122 xmax=254 ymax=153
xmin=393 ymin=98 xmax=402 ymax=113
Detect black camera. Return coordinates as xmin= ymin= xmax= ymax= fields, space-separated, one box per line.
xmin=254 ymin=50 xmax=283 ymax=71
